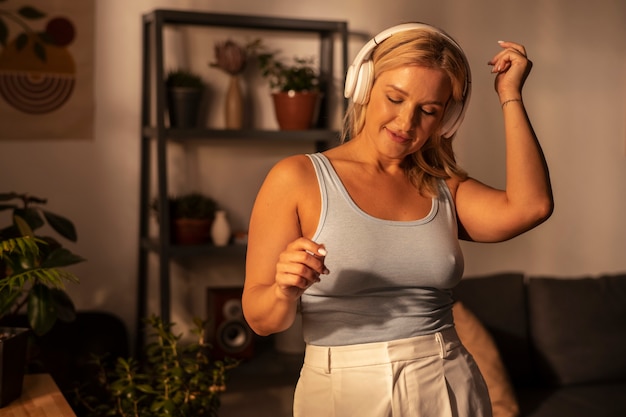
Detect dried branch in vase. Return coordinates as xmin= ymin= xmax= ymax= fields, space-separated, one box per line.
xmin=210 ymin=40 xmax=247 ymax=75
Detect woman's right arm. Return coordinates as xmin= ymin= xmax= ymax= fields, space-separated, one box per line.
xmin=242 ymin=155 xmax=328 ymax=336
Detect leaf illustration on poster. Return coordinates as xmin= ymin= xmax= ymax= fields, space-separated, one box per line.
xmin=0 ymin=0 xmax=94 ymax=139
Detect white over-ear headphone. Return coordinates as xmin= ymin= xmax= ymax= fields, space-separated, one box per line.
xmin=344 ymin=22 xmax=472 ymax=138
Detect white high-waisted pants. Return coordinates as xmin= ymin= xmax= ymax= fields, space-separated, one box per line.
xmin=293 ymin=327 xmax=492 ymax=417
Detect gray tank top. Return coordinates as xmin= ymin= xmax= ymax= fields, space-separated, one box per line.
xmin=301 ymin=153 xmax=464 ymax=346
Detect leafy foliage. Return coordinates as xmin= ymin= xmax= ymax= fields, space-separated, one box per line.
xmin=0 ymin=192 xmax=84 ymax=336
xmin=170 ymin=193 xmax=217 ymax=220
xmin=0 ymin=5 xmax=56 ymax=61
xmin=249 ymin=39 xmax=320 ymax=92
xmin=166 ymin=69 xmax=204 ymax=89
xmin=0 ymin=6 xmax=47 ymax=48
xmin=152 ymin=193 xmax=217 ymax=220
xmin=75 ymin=316 xmax=240 ymax=417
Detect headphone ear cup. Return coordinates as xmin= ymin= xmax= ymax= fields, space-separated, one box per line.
xmin=344 ymin=65 xmax=357 ymax=100
xmin=441 ymin=101 xmax=462 ymax=138
xmin=352 ymin=60 xmax=374 ymax=105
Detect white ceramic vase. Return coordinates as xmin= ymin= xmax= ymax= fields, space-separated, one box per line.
xmin=211 ymin=210 xmax=231 ymax=246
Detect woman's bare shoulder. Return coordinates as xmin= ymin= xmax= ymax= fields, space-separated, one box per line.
xmin=258 ymin=154 xmax=319 ymax=199
xmin=254 ymin=153 xmax=321 ymax=238
xmin=274 ymin=153 xmax=315 ymax=170
xmin=267 ymin=154 xmax=315 ymax=182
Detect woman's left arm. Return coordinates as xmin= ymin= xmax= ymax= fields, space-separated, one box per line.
xmin=456 ymin=41 xmax=554 ymax=242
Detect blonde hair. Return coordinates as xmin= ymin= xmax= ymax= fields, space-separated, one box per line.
xmin=341 ymin=28 xmax=469 ymax=196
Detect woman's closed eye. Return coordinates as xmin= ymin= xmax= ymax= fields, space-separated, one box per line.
xmin=386 ymin=93 xmax=441 ymax=117
xmin=387 ymin=95 xmax=403 ymax=104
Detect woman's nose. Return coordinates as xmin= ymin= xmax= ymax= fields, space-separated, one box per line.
xmin=397 ymin=105 xmax=419 ymax=130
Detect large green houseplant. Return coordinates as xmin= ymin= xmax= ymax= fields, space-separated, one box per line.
xmin=250 ymin=40 xmax=322 ymax=130
xmin=0 ymin=192 xmax=84 ymax=406
xmin=0 ymin=192 xmax=84 ymax=336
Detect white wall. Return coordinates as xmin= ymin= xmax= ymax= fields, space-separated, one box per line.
xmin=1 ymin=0 xmax=625 ymax=340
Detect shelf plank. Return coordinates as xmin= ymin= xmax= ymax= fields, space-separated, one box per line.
xmin=142 ymin=126 xmax=341 ymax=142
xmin=141 ymin=238 xmax=247 ymax=259
xmin=146 ymin=9 xmax=348 ymax=34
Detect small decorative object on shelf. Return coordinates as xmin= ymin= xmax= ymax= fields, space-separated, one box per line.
xmin=225 ymin=75 xmax=243 ymax=129
xmin=211 ymin=210 xmax=231 ymax=247
xmin=250 ymin=39 xmax=321 ymax=130
xmin=165 ymin=69 xmax=204 ymax=128
xmin=210 ymin=40 xmax=249 ymax=129
xmin=233 ymin=230 xmax=248 ymax=245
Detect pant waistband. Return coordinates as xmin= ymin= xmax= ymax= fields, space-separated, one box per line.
xmin=304 ymin=327 xmax=461 ymax=372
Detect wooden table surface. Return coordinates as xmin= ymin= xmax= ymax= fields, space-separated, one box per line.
xmin=0 ymin=374 xmax=76 ymax=417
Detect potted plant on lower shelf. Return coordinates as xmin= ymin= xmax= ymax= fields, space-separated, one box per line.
xmin=0 ymin=192 xmax=84 ymax=407
xmin=73 ymin=316 xmax=240 ymax=417
xmin=153 ymin=193 xmax=217 ymax=245
xmin=250 ymin=40 xmax=322 ymax=130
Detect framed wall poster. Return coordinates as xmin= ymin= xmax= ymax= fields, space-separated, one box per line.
xmin=0 ymin=0 xmax=94 ymax=139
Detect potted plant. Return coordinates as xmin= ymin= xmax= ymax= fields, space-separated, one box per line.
xmin=153 ymin=193 xmax=217 ymax=245
xmin=73 ymin=315 xmax=239 ymax=417
xmin=250 ymin=40 xmax=322 ymax=130
xmin=0 ymin=192 xmax=84 ymax=406
xmin=165 ymin=69 xmax=205 ymax=128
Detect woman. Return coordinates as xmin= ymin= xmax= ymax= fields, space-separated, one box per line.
xmin=242 ymin=22 xmax=552 ymax=417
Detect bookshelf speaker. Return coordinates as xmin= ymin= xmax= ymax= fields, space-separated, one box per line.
xmin=206 ymin=287 xmax=254 ymax=359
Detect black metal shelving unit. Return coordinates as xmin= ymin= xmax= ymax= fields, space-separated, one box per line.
xmin=137 ymin=9 xmax=348 ymax=351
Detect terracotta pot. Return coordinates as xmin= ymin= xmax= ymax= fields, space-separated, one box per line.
xmin=172 ymin=218 xmax=212 ymax=245
xmin=271 ymin=91 xmax=320 ymax=130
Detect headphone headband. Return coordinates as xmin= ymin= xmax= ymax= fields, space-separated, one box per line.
xmin=344 ymin=22 xmax=472 ymax=138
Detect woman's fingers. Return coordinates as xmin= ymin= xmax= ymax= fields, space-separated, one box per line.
xmin=497 ymin=40 xmax=527 ymax=57
xmin=274 ymin=238 xmax=328 ymax=297
xmin=488 ymin=41 xmax=528 ymax=72
xmin=487 ymin=40 xmax=533 ymax=95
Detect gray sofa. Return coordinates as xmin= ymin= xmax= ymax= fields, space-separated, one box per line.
xmin=453 ymin=272 xmax=626 ymax=417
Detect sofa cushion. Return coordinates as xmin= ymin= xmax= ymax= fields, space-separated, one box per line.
xmin=453 ymin=301 xmax=520 ymax=417
xmin=454 ymin=273 xmax=532 ymax=385
xmin=527 ymin=274 xmax=626 ymax=386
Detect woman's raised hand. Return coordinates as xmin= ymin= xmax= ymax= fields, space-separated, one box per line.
xmin=488 ymin=40 xmax=533 ymax=100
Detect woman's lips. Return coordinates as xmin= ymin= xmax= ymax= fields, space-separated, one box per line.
xmin=386 ymin=127 xmax=411 ymax=144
